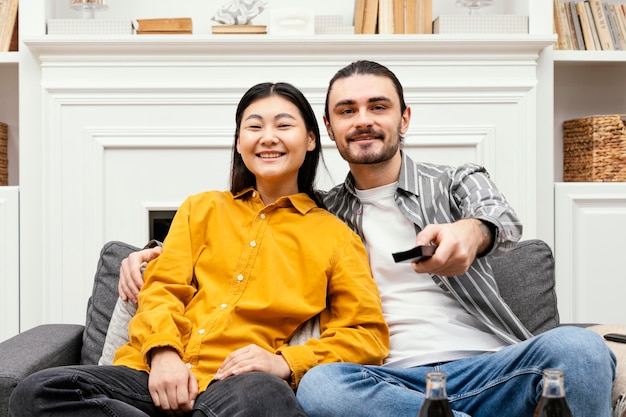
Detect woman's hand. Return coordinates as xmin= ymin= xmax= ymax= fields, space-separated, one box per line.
xmin=148 ymin=347 xmax=198 ymax=416
xmin=214 ymin=344 xmax=291 ymax=382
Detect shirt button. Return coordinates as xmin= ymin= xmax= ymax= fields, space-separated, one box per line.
xmin=221 ymin=303 xmax=227 ymax=309
xmin=252 ymin=191 xmax=256 ymax=198
xmin=260 ymin=213 xmax=266 ymax=219
xmin=357 ymin=209 xmax=362 ymax=215
xmin=198 ymin=329 xmax=205 ymax=334
xmin=250 ymin=240 xmax=256 ymax=247
xmin=186 ymin=363 xmax=193 ymax=369
xmin=237 ymin=274 xmax=244 ymax=281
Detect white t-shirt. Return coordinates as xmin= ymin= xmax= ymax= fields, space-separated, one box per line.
xmin=355 ymin=182 xmax=506 ymax=368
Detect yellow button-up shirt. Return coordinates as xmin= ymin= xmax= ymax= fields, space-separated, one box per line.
xmin=114 ymin=188 xmax=388 ymax=390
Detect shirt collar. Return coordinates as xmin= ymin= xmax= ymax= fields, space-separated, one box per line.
xmin=234 ymin=187 xmax=317 ymax=215
xmin=396 ymin=150 xmax=418 ymax=196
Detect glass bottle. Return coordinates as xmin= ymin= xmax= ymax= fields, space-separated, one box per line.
xmin=417 ymin=371 xmax=454 ymax=417
xmin=534 ymin=369 xmax=573 ymax=417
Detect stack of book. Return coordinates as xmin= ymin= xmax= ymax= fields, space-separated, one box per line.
xmin=135 ymin=18 xmax=192 ymax=35
xmin=354 ymin=0 xmax=433 ymax=34
xmin=553 ymin=0 xmax=626 ymax=50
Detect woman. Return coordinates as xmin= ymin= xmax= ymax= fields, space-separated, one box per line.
xmin=9 ymin=82 xmax=389 ymax=417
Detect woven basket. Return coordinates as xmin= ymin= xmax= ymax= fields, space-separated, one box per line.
xmin=563 ymin=114 xmax=626 ymax=182
xmin=0 ymin=122 xmax=7 ymax=186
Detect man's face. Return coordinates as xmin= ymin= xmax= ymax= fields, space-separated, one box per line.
xmin=325 ymin=74 xmax=410 ymax=166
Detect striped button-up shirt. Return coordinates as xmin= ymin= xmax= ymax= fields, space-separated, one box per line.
xmin=319 ymin=151 xmax=533 ymax=345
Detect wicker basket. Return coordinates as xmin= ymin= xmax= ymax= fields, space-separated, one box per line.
xmin=563 ymin=114 xmax=626 ymax=182
xmin=0 ymin=122 xmax=7 ymax=186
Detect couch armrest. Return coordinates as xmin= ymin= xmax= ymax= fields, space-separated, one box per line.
xmin=0 ymin=324 xmax=84 ymax=416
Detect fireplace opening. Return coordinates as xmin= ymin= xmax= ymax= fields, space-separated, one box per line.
xmin=149 ymin=210 xmax=177 ymax=243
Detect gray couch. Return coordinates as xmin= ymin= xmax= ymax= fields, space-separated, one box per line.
xmin=0 ymin=239 xmax=599 ymax=416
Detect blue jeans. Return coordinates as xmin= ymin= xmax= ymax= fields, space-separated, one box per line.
xmin=297 ymin=326 xmax=616 ymax=417
xmin=9 ymin=365 xmax=306 ymax=417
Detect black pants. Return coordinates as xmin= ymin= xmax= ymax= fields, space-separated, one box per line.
xmin=9 ymin=365 xmax=307 ymax=417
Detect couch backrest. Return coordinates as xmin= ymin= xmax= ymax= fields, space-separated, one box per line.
xmin=488 ymin=239 xmax=559 ymax=335
xmin=81 ymin=241 xmax=140 ymax=365
xmin=80 ymin=239 xmax=559 ymax=363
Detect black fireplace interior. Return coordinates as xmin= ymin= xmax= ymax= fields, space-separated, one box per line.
xmin=149 ymin=210 xmax=177 ymax=242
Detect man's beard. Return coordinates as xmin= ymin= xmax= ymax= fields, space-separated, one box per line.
xmin=336 ymin=126 xmax=401 ymax=165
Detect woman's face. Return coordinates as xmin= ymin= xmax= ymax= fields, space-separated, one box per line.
xmin=237 ymin=95 xmax=316 ymax=196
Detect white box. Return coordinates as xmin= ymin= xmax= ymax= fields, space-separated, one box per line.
xmin=314 ymin=15 xmax=353 ymax=35
xmin=433 ymin=15 xmax=528 ymax=34
xmin=47 ymin=19 xmax=133 ymax=35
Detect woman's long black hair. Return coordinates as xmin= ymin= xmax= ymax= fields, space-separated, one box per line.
xmin=230 ymin=82 xmax=322 ymax=204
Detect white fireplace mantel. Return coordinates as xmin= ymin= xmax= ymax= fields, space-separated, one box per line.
xmin=26 ymin=35 xmax=553 ymax=59
xmin=19 ymin=35 xmax=554 ymax=329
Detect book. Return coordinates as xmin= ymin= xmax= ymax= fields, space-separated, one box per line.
xmin=554 ymin=0 xmax=573 ymax=50
xmin=606 ymin=3 xmax=625 ymax=50
xmin=421 ymin=0 xmax=433 ymax=34
xmin=211 ymin=25 xmax=266 ymax=34
xmin=362 ymin=0 xmax=379 ymax=34
xmin=405 ymin=0 xmax=418 ymax=34
xmin=8 ymin=8 xmax=16 ymax=51
xmin=378 ymin=0 xmax=394 ymax=34
xmin=603 ymin=3 xmax=620 ymax=49
xmin=567 ymin=1 xmax=584 ymax=50
xmin=393 ymin=0 xmax=404 ymax=34
xmin=585 ymin=0 xmax=602 ymax=49
xmin=135 ymin=17 xmax=192 ymax=34
xmin=576 ymin=1 xmax=597 ymax=50
xmin=609 ymin=4 xmax=626 ymax=51
xmin=0 ymin=0 xmax=18 ymax=52
xmin=588 ymin=0 xmax=614 ymax=50
xmin=405 ymin=0 xmax=432 ymax=34
xmin=417 ymin=0 xmax=433 ymax=34
xmin=354 ymin=0 xmax=366 ymax=34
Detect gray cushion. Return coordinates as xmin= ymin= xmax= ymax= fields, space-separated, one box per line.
xmin=489 ymin=239 xmax=559 ymax=335
xmin=80 ymin=241 xmax=141 ymax=365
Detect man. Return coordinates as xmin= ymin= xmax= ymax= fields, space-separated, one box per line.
xmin=120 ymin=61 xmax=616 ymax=416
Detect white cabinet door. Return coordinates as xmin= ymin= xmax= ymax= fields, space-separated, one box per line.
xmin=555 ymin=183 xmax=626 ymax=324
xmin=0 ymin=186 xmax=19 ymax=342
